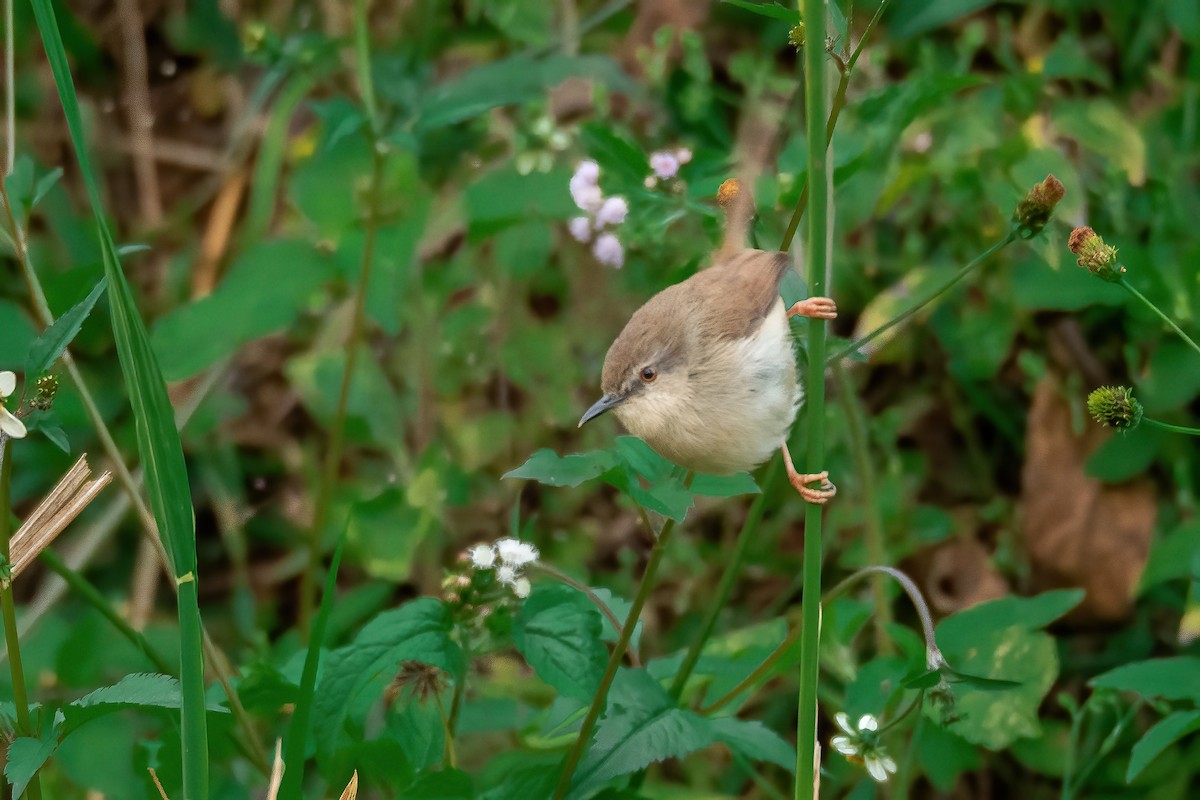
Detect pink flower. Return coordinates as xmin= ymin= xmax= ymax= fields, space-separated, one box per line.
xmin=595 ymin=196 xmax=628 ymax=227
xmin=568 ymin=216 xmax=592 ymax=242
xmin=570 ymin=179 xmax=603 ymax=213
xmin=573 ymin=160 xmax=599 ymax=184
xmin=649 ymin=151 xmax=680 ymax=179
xmin=592 ymin=233 xmax=624 ymax=269
xmin=676 ymin=148 xmax=692 ymax=164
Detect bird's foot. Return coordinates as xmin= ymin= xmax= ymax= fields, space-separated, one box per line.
xmin=788 ymin=469 xmax=837 ymax=505
xmin=787 ymin=297 xmax=838 ymax=320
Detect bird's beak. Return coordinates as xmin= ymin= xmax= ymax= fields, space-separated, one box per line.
xmin=579 ymin=393 xmax=621 ymax=428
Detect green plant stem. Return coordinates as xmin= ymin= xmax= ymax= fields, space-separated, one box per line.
xmin=537 ymin=563 xmax=641 ymax=667
xmin=1143 ymin=418 xmax=1200 ymax=435
xmin=796 ymin=0 xmax=830 ymax=792
xmin=38 ymin=548 xmax=172 ymax=673
xmin=702 ymin=616 xmax=802 ymax=715
xmin=1119 ymin=278 xmax=1200 ymax=359
xmin=827 ymin=231 xmax=1018 ymax=363
xmin=669 ymin=459 xmax=779 ymax=702
xmin=552 ymin=512 xmax=682 ymax=799
xmin=300 ymin=0 xmax=384 ymax=637
xmin=779 ymin=0 xmax=891 ymax=253
xmin=0 ymin=441 xmax=43 ymax=800
xmin=834 ymin=362 xmax=892 ymax=654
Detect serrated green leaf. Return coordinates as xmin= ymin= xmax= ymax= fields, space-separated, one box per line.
xmin=708 ymin=717 xmax=796 ymax=772
xmin=514 ymin=585 xmax=607 ymax=703
xmin=1089 ymin=657 xmax=1200 ymax=701
xmin=1127 ymin=710 xmax=1200 ymax=782
xmin=503 ymin=448 xmax=620 ymax=487
xmin=24 ymin=278 xmax=106 ymax=378
xmin=4 ymin=727 xmax=58 ymax=798
xmin=64 ymin=673 xmax=227 ymax=731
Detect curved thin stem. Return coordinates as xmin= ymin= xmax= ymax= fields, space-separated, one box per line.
xmin=1119 ymin=278 xmax=1200 ymax=359
xmin=669 ymin=458 xmax=779 ymax=701
xmin=537 ymin=563 xmax=641 ymax=667
xmin=552 ymin=503 xmax=686 ymax=799
xmin=1143 ymin=418 xmax=1200 ymax=436
xmin=828 ymin=232 xmax=1018 ymax=363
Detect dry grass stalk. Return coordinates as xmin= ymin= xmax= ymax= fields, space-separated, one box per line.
xmin=10 ymin=455 xmax=112 ymax=578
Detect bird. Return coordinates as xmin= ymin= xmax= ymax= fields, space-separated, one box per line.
xmin=577 ymin=191 xmax=838 ymax=504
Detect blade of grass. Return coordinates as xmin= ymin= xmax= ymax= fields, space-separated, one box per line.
xmin=29 ymin=2 xmax=209 ymax=795
xmin=280 ymin=533 xmax=346 ymax=799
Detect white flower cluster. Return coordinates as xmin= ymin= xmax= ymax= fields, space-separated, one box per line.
xmin=568 ymin=160 xmax=627 ymax=269
xmin=644 ymin=147 xmax=692 ymax=188
xmin=0 ymin=371 xmax=26 ymax=440
xmin=831 ymin=713 xmax=897 ymax=783
xmin=467 ymin=538 xmax=540 ymax=599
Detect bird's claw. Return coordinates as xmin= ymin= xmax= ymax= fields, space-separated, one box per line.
xmin=788 ymin=297 xmax=838 ymax=320
xmin=789 ymin=469 xmax=837 ymax=505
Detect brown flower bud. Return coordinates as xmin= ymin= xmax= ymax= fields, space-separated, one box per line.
xmin=1013 ymin=174 xmax=1066 ymax=238
xmin=717 ymin=178 xmax=742 ymax=208
xmin=1068 ymin=226 xmax=1124 ymax=282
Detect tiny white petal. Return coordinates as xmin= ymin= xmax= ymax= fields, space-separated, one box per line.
xmin=496 ymin=538 xmax=539 ymax=566
xmin=592 ymin=234 xmax=624 ymax=269
xmin=0 ymin=371 xmax=15 ymax=398
xmin=594 ymin=196 xmax=628 ymax=227
xmin=0 ymin=408 xmax=26 ymax=439
xmin=568 ymin=216 xmax=592 ymax=242
xmin=513 ymin=577 xmax=531 ymax=598
xmin=858 ymin=714 xmax=878 ymax=732
xmin=835 ymin=712 xmax=856 ymax=735
xmin=468 ymin=544 xmax=497 ymax=569
xmin=643 ymin=176 xmax=657 ymax=189
xmin=496 ymin=564 xmax=518 ymax=586
xmin=573 ymin=160 xmax=599 ymax=184
xmin=865 ymin=755 xmax=890 ymax=783
xmin=830 ymin=735 xmax=857 ymax=756
xmin=675 ymin=147 xmax=692 ymax=164
xmin=880 ymin=755 xmax=897 ymax=774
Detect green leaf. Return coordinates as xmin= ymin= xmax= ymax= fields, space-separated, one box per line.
xmin=404 ymin=768 xmax=474 ymax=799
xmin=313 ymin=599 xmax=464 ymax=764
xmin=514 ymin=584 xmax=608 ymax=703
xmin=1090 ymin=657 xmax=1200 ymax=702
xmin=152 ymin=240 xmax=334 ymax=380
xmin=721 ymin=0 xmax=799 ymax=22
xmin=1127 ymin=710 xmax=1200 ymax=781
xmin=503 ymin=448 xmax=620 ymax=487
xmin=64 ymin=673 xmax=228 ymax=731
xmin=1138 ymin=520 xmax=1200 ymax=594
xmin=24 ymin=278 xmax=106 ymax=377
xmin=24 ymin=410 xmax=70 ymax=454
xmin=4 ymin=726 xmax=58 ymax=798
xmin=708 ymin=717 xmax=796 ymax=772
xmin=570 ymin=669 xmax=714 ymax=797
xmin=933 ymin=590 xmax=1084 ymax=749
xmin=889 ymin=0 xmax=994 ymax=39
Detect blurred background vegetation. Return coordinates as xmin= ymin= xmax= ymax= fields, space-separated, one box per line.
xmin=1 ymin=0 xmax=1199 ymax=797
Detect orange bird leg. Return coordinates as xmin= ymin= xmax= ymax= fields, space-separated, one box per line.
xmin=781 ymin=441 xmax=836 ymax=505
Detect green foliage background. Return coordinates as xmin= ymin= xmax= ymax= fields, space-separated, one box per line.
xmin=0 ymin=0 xmax=1198 ymax=797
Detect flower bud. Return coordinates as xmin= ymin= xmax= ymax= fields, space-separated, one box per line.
xmin=717 ymin=178 xmax=742 ymax=208
xmin=1013 ymin=174 xmax=1065 ymax=238
xmin=1087 ymin=386 xmax=1143 ymax=430
xmin=1068 ymin=226 xmax=1124 ymax=282
xmin=789 ymin=23 xmax=806 ymax=48
xmin=32 ymin=375 xmax=58 ymax=412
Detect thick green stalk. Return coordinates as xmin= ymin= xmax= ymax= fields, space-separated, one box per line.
xmin=1119 ymin=278 xmax=1200 ymax=359
xmin=796 ymin=0 xmax=830 ymax=793
xmin=299 ymin=4 xmax=384 ymax=637
xmin=828 ymin=231 xmax=1018 ymax=363
xmin=1 ymin=442 xmax=43 ymax=800
xmin=553 ymin=513 xmax=682 ymax=799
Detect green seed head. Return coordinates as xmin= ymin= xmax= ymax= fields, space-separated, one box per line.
xmin=788 ymin=23 xmax=806 ymax=48
xmin=1087 ymin=386 xmax=1143 ymax=430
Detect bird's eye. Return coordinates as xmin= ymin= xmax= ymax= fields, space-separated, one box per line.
xmin=641 ymin=366 xmax=657 ymax=382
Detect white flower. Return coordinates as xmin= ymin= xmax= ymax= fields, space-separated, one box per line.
xmin=468 ymin=544 xmax=496 ymax=569
xmin=496 ymin=564 xmax=518 ymax=586
xmin=643 ymin=176 xmax=657 ymax=189
xmin=0 ymin=371 xmax=26 ymax=440
xmin=495 ymin=538 xmax=539 ymax=567
xmin=831 ymin=712 xmax=895 ymax=783
xmin=594 ymin=196 xmax=628 ymax=227
xmin=676 ymin=147 xmax=692 ymax=164
xmin=649 ymin=151 xmax=680 ymax=179
xmin=592 ymin=233 xmax=624 ymax=269
xmin=513 ymin=577 xmax=531 ymax=599
xmin=568 ymin=216 xmax=592 ymax=242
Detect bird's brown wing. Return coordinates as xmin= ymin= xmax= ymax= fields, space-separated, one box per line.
xmin=689 ymin=248 xmax=790 ymax=340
